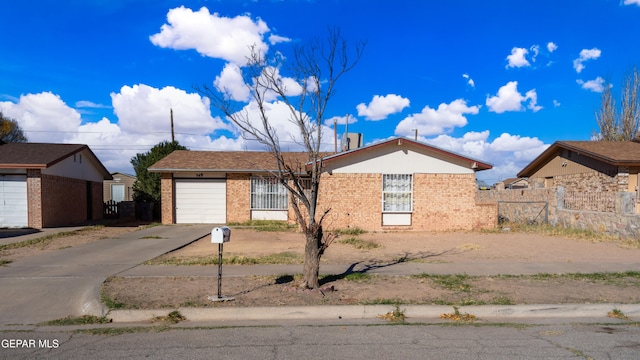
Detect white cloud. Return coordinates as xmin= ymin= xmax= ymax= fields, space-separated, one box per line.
xmin=553 ymin=99 xmax=561 ymax=107
xmin=356 ymin=94 xmax=410 ymax=120
xmin=573 ymin=48 xmax=601 ymax=73
xmin=462 ymin=73 xmax=475 ymax=87
xmin=254 ymin=66 xmax=304 ymax=102
xmin=624 ymin=0 xmax=640 ymax=5
xmin=230 ymin=100 xmax=334 ymax=151
xmin=506 ymin=47 xmax=530 ymax=68
xmin=576 ymin=76 xmax=608 ymax=93
xmin=395 ymin=99 xmax=480 ymax=136
xmin=111 ymin=84 xmax=229 ymax=135
xmin=486 ymin=81 xmax=542 ymax=113
xmin=0 ymin=92 xmax=81 ymax=142
xmin=525 ymin=89 xmax=543 ymax=112
xmin=214 ymin=63 xmax=250 ymax=101
xmin=547 ymin=42 xmax=558 ymax=53
xmin=268 ymin=34 xmax=291 ymax=45
xmin=0 ymin=87 xmax=287 ymax=174
xmin=75 ymin=100 xmax=110 ymax=108
xmin=150 ymin=6 xmax=270 ymax=65
xmin=324 ymin=114 xmax=357 ymax=127
xmin=424 ymin=131 xmax=548 ymax=183
xmin=530 ymin=45 xmax=540 ymax=62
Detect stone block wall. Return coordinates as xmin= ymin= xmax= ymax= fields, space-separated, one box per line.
xmin=478 ymin=185 xmax=640 ymax=238
xmin=554 ymin=170 xmax=627 ymax=193
xmin=476 ymin=187 xmax=557 ymax=225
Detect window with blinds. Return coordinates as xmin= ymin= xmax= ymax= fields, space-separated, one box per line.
xmin=251 ymin=177 xmax=288 ymax=210
xmin=382 ymin=174 xmax=413 ymax=212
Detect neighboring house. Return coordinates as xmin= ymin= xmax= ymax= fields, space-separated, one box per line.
xmin=517 ymin=140 xmax=640 ymax=212
xmin=0 ymin=143 xmax=112 ymax=228
xmin=103 ymin=172 xmax=136 ymax=202
xmin=502 ymin=177 xmax=529 ymax=189
xmin=149 ymin=137 xmax=496 ymax=231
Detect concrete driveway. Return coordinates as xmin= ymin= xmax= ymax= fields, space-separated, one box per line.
xmin=0 ymin=224 xmax=211 ymax=325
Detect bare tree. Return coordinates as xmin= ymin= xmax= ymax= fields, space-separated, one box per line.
xmin=595 ymin=67 xmax=640 ymax=141
xmin=201 ymin=28 xmax=365 ymax=289
xmin=620 ymin=67 xmax=640 ymax=140
xmin=595 ymin=78 xmax=618 ymax=141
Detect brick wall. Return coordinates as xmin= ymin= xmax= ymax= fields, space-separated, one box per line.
xmin=412 ymin=173 xmax=496 ymax=231
xmin=226 ymin=173 xmax=251 ymax=223
xmin=160 ymin=173 xmax=174 ymax=224
xmin=40 ymin=174 xmax=88 ymax=227
xmin=27 ymin=171 xmax=104 ymax=228
xmin=314 ymin=173 xmax=496 ymax=231
xmin=26 ymin=169 xmax=43 ymax=229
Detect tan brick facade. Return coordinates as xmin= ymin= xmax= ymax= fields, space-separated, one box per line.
xmin=158 ymin=172 xmax=497 ymax=231
xmin=160 ymin=173 xmax=174 ymax=224
xmin=26 ymin=170 xmax=104 ymax=228
xmin=316 ymin=173 xmax=496 ymax=231
xmin=27 ymin=169 xmax=43 ymax=229
xmin=226 ymin=173 xmax=251 ymax=223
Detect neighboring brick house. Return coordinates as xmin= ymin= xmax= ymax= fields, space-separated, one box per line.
xmin=517 ymin=140 xmax=640 ymax=212
xmin=149 ymin=137 xmax=496 ymax=231
xmin=0 ymin=143 xmax=112 ymax=228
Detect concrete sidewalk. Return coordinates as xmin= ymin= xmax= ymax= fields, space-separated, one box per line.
xmin=0 ymin=224 xmax=211 ymax=325
xmin=121 ymin=260 xmax=640 ymax=278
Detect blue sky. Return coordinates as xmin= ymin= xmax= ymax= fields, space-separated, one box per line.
xmin=2 ymin=0 xmax=640 ymax=183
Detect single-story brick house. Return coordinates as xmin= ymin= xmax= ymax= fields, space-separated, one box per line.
xmin=149 ymin=137 xmax=496 ymax=231
xmin=0 ymin=142 xmax=112 ymax=228
xmin=518 ymin=140 xmax=640 ymax=196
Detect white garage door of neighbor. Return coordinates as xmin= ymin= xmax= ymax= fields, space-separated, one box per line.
xmin=0 ymin=175 xmax=28 ymax=228
xmin=175 ymin=179 xmax=226 ymax=224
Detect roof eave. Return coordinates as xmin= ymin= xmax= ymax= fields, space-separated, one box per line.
xmin=319 ymin=137 xmax=493 ymax=171
xmin=0 ymin=164 xmax=47 ymax=169
xmin=148 ymin=168 xmax=306 ymax=174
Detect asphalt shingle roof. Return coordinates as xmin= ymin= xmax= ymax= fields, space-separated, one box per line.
xmin=148 ymin=150 xmax=312 ymax=172
xmin=518 ymin=140 xmax=640 ymax=177
xmin=0 ymin=143 xmax=87 ymax=168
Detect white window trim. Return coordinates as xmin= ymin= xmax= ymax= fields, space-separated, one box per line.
xmin=382 ymin=174 xmax=413 ymax=213
xmin=250 ymin=176 xmax=288 ymax=210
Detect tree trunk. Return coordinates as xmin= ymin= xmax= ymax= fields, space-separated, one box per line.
xmin=301 ymin=225 xmax=323 ymax=289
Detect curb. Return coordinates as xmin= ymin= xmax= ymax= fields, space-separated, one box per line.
xmin=107 ymin=304 xmax=640 ymax=323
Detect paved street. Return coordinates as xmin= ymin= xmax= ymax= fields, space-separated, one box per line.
xmin=2 ymin=322 xmax=640 ymax=359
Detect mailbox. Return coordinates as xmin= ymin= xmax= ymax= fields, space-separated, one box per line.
xmin=211 ymin=226 xmax=231 ymax=243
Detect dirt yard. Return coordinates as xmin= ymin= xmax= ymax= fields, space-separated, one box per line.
xmin=102 ymin=228 xmax=640 ymax=310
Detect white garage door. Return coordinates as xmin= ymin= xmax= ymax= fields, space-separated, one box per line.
xmin=175 ymin=179 xmax=226 ymax=224
xmin=0 ymin=175 xmax=28 ymax=228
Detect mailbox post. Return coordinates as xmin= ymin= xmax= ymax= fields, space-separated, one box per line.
xmin=208 ymin=226 xmax=234 ymax=302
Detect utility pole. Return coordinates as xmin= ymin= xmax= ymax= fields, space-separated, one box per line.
xmin=170 ymin=108 xmax=175 ymax=142
xmin=412 ymin=128 xmax=418 ymax=141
